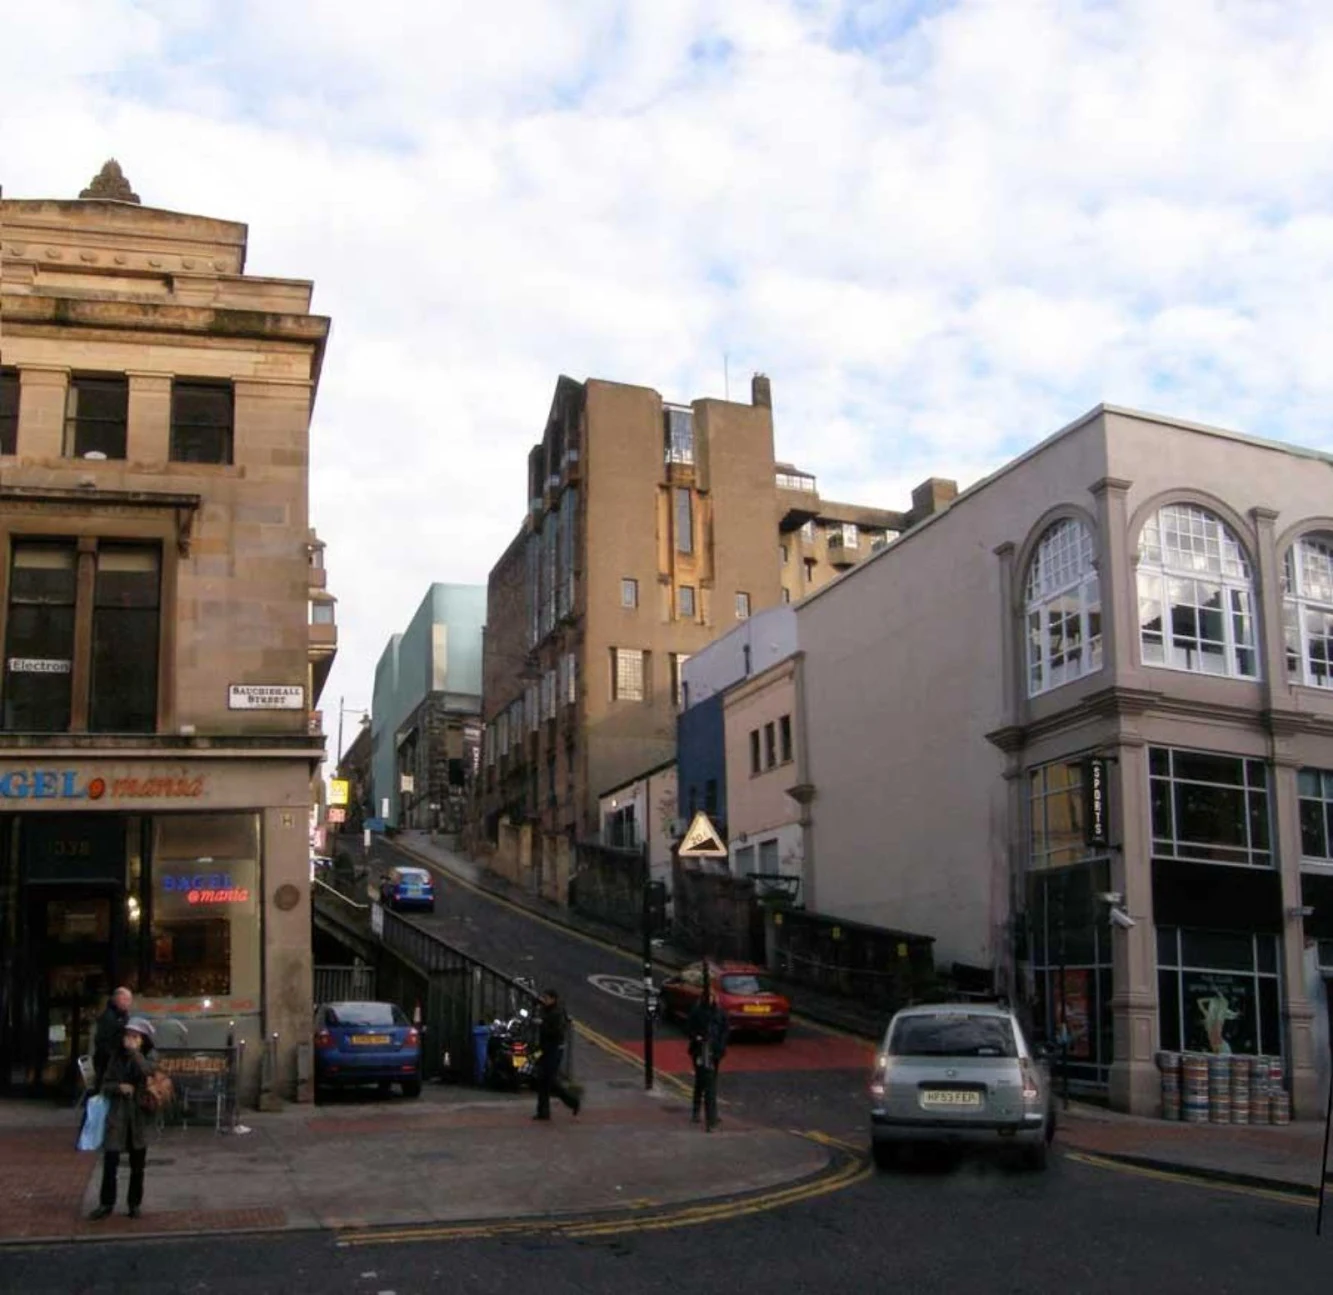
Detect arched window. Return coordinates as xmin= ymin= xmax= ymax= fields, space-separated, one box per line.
xmin=1137 ymin=503 xmax=1258 ymax=679
xmin=1282 ymin=532 xmax=1333 ymax=688
xmin=1025 ymin=518 xmax=1102 ymax=696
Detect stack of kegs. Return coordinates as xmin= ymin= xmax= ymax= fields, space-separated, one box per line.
xmin=1268 ymin=1058 xmax=1291 ymax=1124
xmin=1229 ymin=1056 xmax=1251 ymax=1125
xmin=1180 ymin=1053 xmax=1210 ymax=1123
xmin=1249 ymin=1056 xmax=1272 ymax=1124
xmin=1156 ymin=1051 xmax=1181 ymax=1120
xmin=1207 ymin=1053 xmax=1232 ymax=1123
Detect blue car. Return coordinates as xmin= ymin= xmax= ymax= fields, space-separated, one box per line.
xmin=379 ymin=865 xmax=436 ymax=913
xmin=314 ymin=1001 xmax=423 ymax=1098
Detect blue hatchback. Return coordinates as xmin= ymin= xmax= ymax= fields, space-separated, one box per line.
xmin=379 ymin=865 xmax=436 ymax=913
xmin=314 ymin=1001 xmax=423 ymax=1098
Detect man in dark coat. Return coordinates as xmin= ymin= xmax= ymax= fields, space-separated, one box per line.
xmin=687 ymin=975 xmax=730 ymax=1132
xmin=533 ymin=989 xmax=580 ymax=1121
xmin=92 ymin=987 xmax=132 ymax=1088
xmin=90 ymin=1016 xmax=157 ymax=1220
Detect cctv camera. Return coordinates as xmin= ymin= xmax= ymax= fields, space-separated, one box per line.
xmin=1109 ymin=907 xmax=1136 ymax=930
xmin=1096 ymin=892 xmax=1124 ymax=905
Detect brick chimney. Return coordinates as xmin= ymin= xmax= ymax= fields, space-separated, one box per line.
xmin=909 ymin=477 xmax=958 ymax=523
xmin=751 ymin=373 xmax=772 ymax=409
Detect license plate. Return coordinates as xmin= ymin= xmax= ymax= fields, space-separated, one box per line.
xmin=351 ymin=1034 xmax=390 ymax=1046
xmin=742 ymin=1004 xmax=771 ymax=1014
xmin=919 ymin=1089 xmax=982 ymax=1109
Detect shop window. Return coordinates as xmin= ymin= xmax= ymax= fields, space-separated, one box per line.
xmin=1137 ymin=503 xmax=1258 ymax=679
xmin=65 ymin=375 xmax=128 ymax=460
xmin=1156 ymin=926 xmax=1281 ymax=1058
xmin=1149 ymin=748 xmax=1271 ymax=868
xmin=0 ymin=368 xmax=18 ymax=455
xmin=1282 ymin=533 xmax=1333 ymax=689
xmin=1025 ymin=518 xmax=1102 ymax=696
xmin=2 ymin=542 xmax=77 ymax=731
xmin=1028 ymin=761 xmax=1093 ymax=871
xmin=169 ymin=381 xmax=234 ymax=464
xmin=90 ymin=545 xmax=161 ymax=733
xmin=1298 ymin=768 xmax=1333 ymax=862
xmin=145 ymin=814 xmax=260 ymax=1001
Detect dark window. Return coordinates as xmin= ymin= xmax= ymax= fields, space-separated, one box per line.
xmin=890 ymin=1014 xmax=1017 ymax=1058
xmin=65 ymin=375 xmax=128 ymax=459
xmin=3 ymin=543 xmax=77 ymax=731
xmin=781 ymin=587 xmax=791 ymax=604
xmin=1299 ymin=768 xmax=1333 ymax=861
xmin=170 ymin=381 xmax=234 ymax=464
xmin=675 ymin=489 xmax=693 ymax=555
xmin=780 ymin=715 xmax=793 ymax=763
xmin=0 ymin=369 xmax=18 ymax=455
xmin=665 ymin=408 xmax=694 ymax=465
xmin=749 ymin=729 xmax=760 ymax=775
xmin=764 ymin=722 xmax=776 ymax=769
xmin=90 ymin=545 xmax=161 ymax=733
xmin=1149 ymin=747 xmax=1271 ymax=868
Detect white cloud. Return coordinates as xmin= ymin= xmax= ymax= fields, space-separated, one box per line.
xmin=4 ymin=0 xmax=1333 ymax=725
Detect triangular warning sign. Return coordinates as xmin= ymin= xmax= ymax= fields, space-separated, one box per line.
xmin=677 ymin=811 xmax=728 ymax=858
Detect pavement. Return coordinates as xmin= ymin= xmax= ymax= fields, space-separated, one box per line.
xmin=388 ymin=830 xmax=1333 ymax=1202
xmin=0 ymin=1035 xmax=835 ymax=1246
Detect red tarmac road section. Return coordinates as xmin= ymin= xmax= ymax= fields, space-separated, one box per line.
xmin=619 ymin=1034 xmax=875 ymax=1075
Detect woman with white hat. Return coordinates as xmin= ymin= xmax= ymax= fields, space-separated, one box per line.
xmin=89 ymin=1016 xmax=158 ymax=1220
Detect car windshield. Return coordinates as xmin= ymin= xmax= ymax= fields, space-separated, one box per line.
xmin=889 ymin=1014 xmax=1017 ymax=1058
xmin=328 ymin=1003 xmax=406 ymax=1028
xmin=721 ymin=974 xmax=773 ymax=996
xmin=397 ymin=870 xmax=429 ymax=882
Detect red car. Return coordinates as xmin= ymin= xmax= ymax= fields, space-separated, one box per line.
xmin=659 ymin=960 xmax=791 ymax=1042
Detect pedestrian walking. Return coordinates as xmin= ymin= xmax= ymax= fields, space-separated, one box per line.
xmin=533 ymin=988 xmax=581 ymax=1121
xmin=92 ymin=986 xmax=133 ymax=1088
xmin=688 ymin=977 xmax=729 ymax=1132
xmin=90 ymin=1017 xmax=158 ymax=1220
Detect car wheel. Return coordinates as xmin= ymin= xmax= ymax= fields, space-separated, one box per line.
xmin=872 ymin=1141 xmax=899 ymax=1171
xmin=402 ymin=1076 xmax=422 ymax=1098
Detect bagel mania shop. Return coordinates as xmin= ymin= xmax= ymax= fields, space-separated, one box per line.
xmin=0 ymin=756 xmax=313 ymax=1098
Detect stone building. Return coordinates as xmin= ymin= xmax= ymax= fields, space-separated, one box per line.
xmin=792 ymin=402 xmax=1333 ymax=1116
xmin=475 ymin=372 xmax=914 ymax=902
xmin=0 ymin=163 xmax=331 ymax=1100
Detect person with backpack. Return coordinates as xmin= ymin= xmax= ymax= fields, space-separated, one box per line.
xmin=90 ymin=1016 xmax=168 ymax=1220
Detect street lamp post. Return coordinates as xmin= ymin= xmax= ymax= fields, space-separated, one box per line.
xmin=334 ymin=696 xmax=369 ymax=770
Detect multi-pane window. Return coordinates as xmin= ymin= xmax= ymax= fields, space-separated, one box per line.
xmin=3 ymin=543 xmax=77 ymax=731
xmin=735 ymin=591 xmax=751 ymax=620
xmin=1149 ymin=748 xmax=1271 ymax=869
xmin=665 ymin=407 xmax=694 ymax=465
xmin=1298 ymin=769 xmax=1333 ymax=862
xmin=90 ymin=546 xmax=161 ymax=732
xmin=611 ymin=648 xmax=645 ymax=702
xmin=1282 ymin=534 xmax=1333 ymax=689
xmin=65 ymin=375 xmax=129 ymax=460
xmin=670 ymin=653 xmax=690 ymax=708
xmin=169 ymin=381 xmax=233 ymax=464
xmin=1028 ymin=761 xmax=1090 ymax=870
xmin=678 ymin=585 xmax=696 ymax=619
xmin=1026 ymin=519 xmax=1102 ymax=696
xmin=675 ymin=488 xmax=693 ymax=555
xmin=2 ymin=540 xmax=161 ymax=733
xmin=780 ymin=715 xmax=793 ymax=763
xmin=776 ymin=471 xmax=815 ymax=492
xmin=310 ymin=601 xmax=335 ymax=624
xmin=1157 ymin=928 xmax=1282 ymax=1059
xmin=1137 ymin=504 xmax=1258 ymax=679
xmin=838 ymin=523 xmax=859 ymax=548
xmin=621 ymin=577 xmax=638 ymax=609
xmin=0 ymin=368 xmax=18 ymax=456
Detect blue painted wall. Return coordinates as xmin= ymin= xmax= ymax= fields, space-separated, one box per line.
xmin=676 ymin=692 xmax=726 ymax=834
xmin=371 ymin=584 xmax=486 ymax=826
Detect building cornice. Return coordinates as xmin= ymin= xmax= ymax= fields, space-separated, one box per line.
xmin=0 ymin=485 xmax=202 ymax=555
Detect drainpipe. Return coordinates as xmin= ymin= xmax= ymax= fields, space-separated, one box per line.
xmin=792 ymin=651 xmax=815 ymax=911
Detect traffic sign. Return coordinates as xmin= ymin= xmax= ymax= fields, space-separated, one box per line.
xmin=677 ymin=811 xmax=728 ymax=858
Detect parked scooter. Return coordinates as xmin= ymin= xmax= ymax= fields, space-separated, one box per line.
xmin=486 ymin=1007 xmax=539 ymax=1089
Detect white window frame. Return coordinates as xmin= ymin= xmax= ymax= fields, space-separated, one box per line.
xmin=735 ymin=591 xmax=751 ymax=621
xmin=621 ymin=577 xmax=638 ymax=609
xmin=1283 ymin=533 xmax=1333 ymax=689
xmin=612 ymin=647 xmax=645 ymax=702
xmin=1025 ymin=518 xmax=1102 ymax=697
xmin=1137 ymin=503 xmax=1258 ymax=681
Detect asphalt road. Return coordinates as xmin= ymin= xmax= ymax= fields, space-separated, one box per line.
xmin=9 ymin=844 xmax=1327 ymax=1293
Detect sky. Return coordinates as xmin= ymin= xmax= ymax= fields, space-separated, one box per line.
xmin=5 ymin=0 xmax=1333 ymax=754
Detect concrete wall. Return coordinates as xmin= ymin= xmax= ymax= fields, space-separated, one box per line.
xmin=680 ymin=605 xmax=798 ymax=707
xmin=597 ymin=762 xmax=679 ymax=887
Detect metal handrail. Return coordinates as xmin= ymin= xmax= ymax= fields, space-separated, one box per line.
xmin=312 ymin=876 xmax=368 ymax=912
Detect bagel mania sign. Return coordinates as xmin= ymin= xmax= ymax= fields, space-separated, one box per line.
xmin=0 ymin=768 xmax=207 ymax=802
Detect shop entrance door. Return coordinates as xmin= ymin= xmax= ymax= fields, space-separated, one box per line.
xmin=19 ymin=888 xmax=120 ymax=1094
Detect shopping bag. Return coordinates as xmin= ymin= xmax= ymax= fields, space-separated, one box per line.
xmin=77 ymin=1094 xmax=108 ymax=1152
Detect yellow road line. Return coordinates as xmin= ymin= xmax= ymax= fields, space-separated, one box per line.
xmin=338 ymin=1142 xmax=868 ymax=1247
xmin=573 ymin=1019 xmax=694 ymax=1098
xmin=1064 ymin=1150 xmax=1315 ymax=1209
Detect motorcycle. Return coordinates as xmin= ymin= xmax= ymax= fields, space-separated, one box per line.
xmin=486 ymin=1007 xmax=539 ymax=1090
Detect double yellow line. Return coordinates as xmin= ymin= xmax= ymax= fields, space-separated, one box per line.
xmin=336 ymin=1137 xmax=870 ymax=1248
xmin=1065 ymin=1150 xmax=1316 ymax=1209
xmin=573 ymin=1019 xmax=694 ymax=1098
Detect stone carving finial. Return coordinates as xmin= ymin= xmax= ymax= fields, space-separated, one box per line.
xmin=79 ymin=159 xmax=140 ymax=204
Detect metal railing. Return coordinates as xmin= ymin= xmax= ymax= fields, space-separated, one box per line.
xmin=314 ymin=963 xmax=375 ymax=1003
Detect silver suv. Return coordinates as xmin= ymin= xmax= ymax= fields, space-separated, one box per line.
xmin=869 ymin=1003 xmax=1055 ymax=1170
